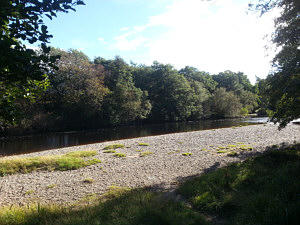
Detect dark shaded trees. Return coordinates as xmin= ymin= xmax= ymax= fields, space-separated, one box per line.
xmin=0 ymin=0 xmax=85 ymax=129
xmin=250 ymin=0 xmax=300 ymax=128
xmin=206 ymin=88 xmax=243 ymax=118
xmin=96 ymin=56 xmax=151 ymax=125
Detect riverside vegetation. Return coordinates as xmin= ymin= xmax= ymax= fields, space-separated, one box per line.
xmin=0 ymin=144 xmax=299 ymax=225
xmin=0 ymin=150 xmax=101 ymax=176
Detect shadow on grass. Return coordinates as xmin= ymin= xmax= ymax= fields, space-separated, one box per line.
xmin=177 ymin=143 xmax=300 ymax=225
xmin=0 ymin=186 xmax=208 ymax=225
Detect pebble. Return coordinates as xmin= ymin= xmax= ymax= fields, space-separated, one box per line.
xmin=0 ymin=124 xmax=299 ymax=206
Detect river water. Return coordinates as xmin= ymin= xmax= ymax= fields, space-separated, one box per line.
xmin=0 ymin=117 xmax=268 ymax=156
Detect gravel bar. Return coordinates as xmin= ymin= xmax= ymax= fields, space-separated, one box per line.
xmin=0 ymin=124 xmax=299 ymax=206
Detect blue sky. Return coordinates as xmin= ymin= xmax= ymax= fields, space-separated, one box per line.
xmin=40 ymin=0 xmax=279 ymax=83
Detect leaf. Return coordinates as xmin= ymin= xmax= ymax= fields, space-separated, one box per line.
xmin=77 ymin=1 xmax=85 ymax=5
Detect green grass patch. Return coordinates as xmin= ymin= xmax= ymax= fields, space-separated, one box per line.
xmin=138 ymin=142 xmax=149 ymax=146
xmin=103 ymin=150 xmax=116 ymax=153
xmin=227 ymin=152 xmax=238 ymax=157
xmin=182 ymin=152 xmax=193 ymax=156
xmin=83 ymin=177 xmax=94 ymax=184
xmin=65 ymin=150 xmax=97 ymax=158
xmin=46 ymin=184 xmax=57 ymax=189
xmin=0 ymin=151 xmax=101 ymax=176
xmin=227 ymin=145 xmax=238 ymax=148
xmin=140 ymin=152 xmax=153 ymax=157
xmin=178 ymin=144 xmax=300 ymax=224
xmin=136 ymin=150 xmax=143 ymax=152
xmin=25 ymin=190 xmax=35 ymax=195
xmin=0 ymin=187 xmax=208 ymax=225
xmin=217 ymin=150 xmax=228 ymax=154
xmin=113 ymin=153 xmax=126 ymax=158
xmin=103 ymin=144 xmax=125 ymax=150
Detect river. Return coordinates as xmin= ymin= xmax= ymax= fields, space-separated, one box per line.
xmin=0 ymin=117 xmax=268 ymax=156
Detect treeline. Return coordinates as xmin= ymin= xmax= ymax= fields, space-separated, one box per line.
xmin=11 ymin=48 xmax=260 ymax=134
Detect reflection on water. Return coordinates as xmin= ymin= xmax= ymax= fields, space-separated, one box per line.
xmin=0 ymin=118 xmax=268 ymax=156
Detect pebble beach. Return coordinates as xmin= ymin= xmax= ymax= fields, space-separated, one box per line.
xmin=0 ymin=123 xmax=299 ymax=206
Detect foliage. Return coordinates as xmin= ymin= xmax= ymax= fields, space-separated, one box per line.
xmin=0 ymin=0 xmax=85 ymax=128
xmin=206 ymin=88 xmax=242 ymax=118
xmin=212 ymin=70 xmax=253 ymax=93
xmin=47 ymin=48 xmax=109 ymax=129
xmin=178 ymin=144 xmax=300 ymax=224
xmin=250 ymin=0 xmax=300 ymax=128
xmin=0 ymin=151 xmax=100 ymax=176
xmin=3 ymin=53 xmax=260 ymax=135
xmin=97 ymin=56 xmax=151 ymax=125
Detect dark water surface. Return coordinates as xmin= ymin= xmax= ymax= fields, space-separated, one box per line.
xmin=0 ymin=118 xmax=268 ymax=156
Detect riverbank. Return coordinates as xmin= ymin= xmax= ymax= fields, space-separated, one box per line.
xmin=0 ymin=123 xmax=299 ymax=206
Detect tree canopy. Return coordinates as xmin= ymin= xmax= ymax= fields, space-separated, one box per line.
xmin=0 ymin=0 xmax=85 ymax=127
xmin=251 ymin=0 xmax=300 ymax=128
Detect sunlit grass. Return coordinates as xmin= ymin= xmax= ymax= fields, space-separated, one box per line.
xmin=103 ymin=150 xmax=116 ymax=153
xmin=182 ymin=152 xmax=193 ymax=156
xmin=113 ymin=153 xmax=126 ymax=158
xmin=0 ymin=151 xmax=101 ymax=176
xmin=140 ymin=151 xmax=153 ymax=157
xmin=138 ymin=142 xmax=149 ymax=146
xmin=103 ymin=144 xmax=125 ymax=150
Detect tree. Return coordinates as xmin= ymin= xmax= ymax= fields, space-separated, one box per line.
xmin=212 ymin=70 xmax=253 ymax=94
xmin=47 ymin=49 xmax=109 ymax=129
xmin=179 ymin=66 xmax=217 ymax=93
xmin=250 ymin=0 xmax=300 ymax=128
xmin=135 ymin=62 xmax=198 ymax=122
xmin=96 ymin=56 xmax=151 ymax=125
xmin=207 ymin=88 xmax=242 ymax=118
xmin=0 ymin=0 xmax=85 ymax=129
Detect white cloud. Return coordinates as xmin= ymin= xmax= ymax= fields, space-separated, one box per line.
xmin=110 ymin=0 xmax=279 ymax=83
xmin=98 ymin=37 xmax=105 ymax=42
xmin=144 ymin=0 xmax=278 ymax=83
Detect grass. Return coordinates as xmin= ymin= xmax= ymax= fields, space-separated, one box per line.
xmin=103 ymin=150 xmax=116 ymax=153
xmin=46 ymin=184 xmax=57 ymax=189
xmin=227 ymin=152 xmax=238 ymax=157
xmin=103 ymin=144 xmax=125 ymax=150
xmin=182 ymin=152 xmax=193 ymax=156
xmin=83 ymin=178 xmax=94 ymax=184
xmin=113 ymin=153 xmax=126 ymax=158
xmin=0 ymin=151 xmax=101 ymax=176
xmin=25 ymin=190 xmax=35 ymax=195
xmin=138 ymin=143 xmax=149 ymax=146
xmin=0 ymin=187 xmax=208 ymax=225
xmin=140 ymin=152 xmax=153 ymax=157
xmin=217 ymin=150 xmax=228 ymax=154
xmin=2 ymin=144 xmax=299 ymax=225
xmin=65 ymin=150 xmax=97 ymax=158
xmin=178 ymin=144 xmax=300 ymax=225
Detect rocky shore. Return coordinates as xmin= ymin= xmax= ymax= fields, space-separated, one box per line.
xmin=0 ymin=124 xmax=299 ymax=206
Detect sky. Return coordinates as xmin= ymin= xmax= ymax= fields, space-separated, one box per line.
xmin=40 ymin=0 xmax=279 ymax=83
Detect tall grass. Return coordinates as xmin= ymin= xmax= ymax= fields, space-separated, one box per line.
xmin=178 ymin=144 xmax=300 ymax=225
xmin=0 ymin=187 xmax=208 ymax=225
xmin=0 ymin=150 xmax=101 ymax=176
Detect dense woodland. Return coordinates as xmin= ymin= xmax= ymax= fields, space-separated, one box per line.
xmin=0 ymin=0 xmax=299 ymax=136
xmin=3 ymin=47 xmax=263 ymax=135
